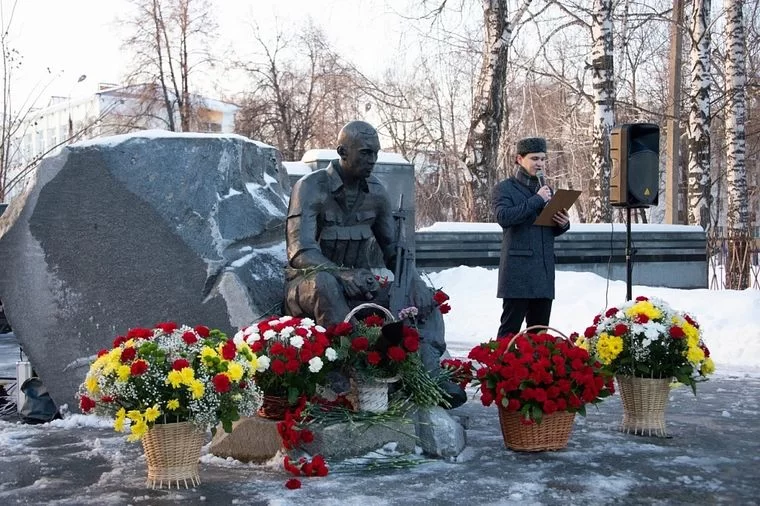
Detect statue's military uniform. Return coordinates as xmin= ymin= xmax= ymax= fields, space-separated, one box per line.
xmin=285 ymin=160 xmax=396 ymax=325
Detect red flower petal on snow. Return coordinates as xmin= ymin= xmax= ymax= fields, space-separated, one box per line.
xmin=285 ymin=478 xmax=301 ymax=490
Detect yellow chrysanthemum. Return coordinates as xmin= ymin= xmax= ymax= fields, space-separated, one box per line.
xmin=686 ymin=345 xmax=705 ymax=364
xmin=127 ymin=418 xmax=148 ymax=442
xmin=701 ymin=357 xmax=716 ymax=375
xmin=85 ymin=375 xmax=100 ymax=394
xmin=596 ymin=333 xmax=624 ymax=364
xmin=625 ymin=300 xmax=662 ymax=321
xmin=144 ymin=405 xmax=161 ymax=423
xmin=227 ymin=361 xmax=244 ymax=382
xmin=114 ymin=408 xmax=126 ymax=432
xmin=126 ymin=410 xmax=143 ymax=422
xmin=167 ymin=369 xmax=183 ymax=388
xmin=574 ymin=336 xmax=590 ymax=351
xmin=189 ymin=379 xmax=205 ymax=399
xmin=179 ymin=367 xmax=195 ymax=385
xmin=116 ymin=365 xmax=131 ymax=382
xmin=166 ymin=399 xmax=180 ymax=411
xmin=201 ymin=347 xmax=218 ymax=365
xmin=683 ymin=321 xmax=699 ymax=342
xmin=102 ymin=349 xmax=122 ymax=374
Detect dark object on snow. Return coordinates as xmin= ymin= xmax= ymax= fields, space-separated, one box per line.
xmin=0 ymin=298 xmax=11 ymax=333
xmin=20 ymin=377 xmax=60 ymax=424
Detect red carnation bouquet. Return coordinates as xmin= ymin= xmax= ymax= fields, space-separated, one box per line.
xmin=234 ymin=316 xmax=339 ymax=405
xmin=328 ymin=313 xmax=421 ymax=381
xmin=467 ymin=330 xmax=614 ymax=424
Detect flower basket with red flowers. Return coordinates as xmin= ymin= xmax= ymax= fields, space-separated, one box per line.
xmin=76 ymin=322 xmax=263 ymax=488
xmin=233 ymin=315 xmax=339 ymax=415
xmin=467 ymin=325 xmax=614 ymax=452
xmin=328 ymin=303 xmax=447 ymax=411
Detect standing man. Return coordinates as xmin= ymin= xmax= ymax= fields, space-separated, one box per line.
xmin=492 ymin=137 xmax=570 ymax=337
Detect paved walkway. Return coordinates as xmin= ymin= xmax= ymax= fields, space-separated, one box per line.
xmin=0 ymin=370 xmax=758 ymax=505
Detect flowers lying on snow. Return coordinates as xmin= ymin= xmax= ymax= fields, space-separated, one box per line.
xmin=468 ymin=331 xmax=614 ymax=423
xmin=77 ymin=322 xmax=262 ymax=441
xmin=577 ymin=296 xmax=715 ymax=392
xmin=234 ymin=316 xmax=338 ymax=405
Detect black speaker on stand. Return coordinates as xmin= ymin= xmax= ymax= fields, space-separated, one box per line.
xmin=610 ymin=123 xmax=661 ymax=301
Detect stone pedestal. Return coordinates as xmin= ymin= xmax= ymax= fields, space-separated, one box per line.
xmin=413 ymin=407 xmax=467 ymax=458
xmin=210 ymin=416 xmax=282 ymax=463
xmin=301 ymin=418 xmax=417 ymax=460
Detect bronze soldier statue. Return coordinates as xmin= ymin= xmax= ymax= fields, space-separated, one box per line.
xmin=284 ymin=120 xmax=466 ymax=407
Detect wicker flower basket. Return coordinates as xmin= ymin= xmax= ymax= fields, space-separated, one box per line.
xmin=496 ymin=325 xmax=578 ymax=452
xmin=257 ymin=394 xmax=290 ymax=420
xmin=142 ymin=421 xmax=206 ymax=489
xmin=344 ymin=302 xmax=399 ymax=414
xmin=616 ymin=375 xmax=671 ymax=437
xmin=498 ymin=409 xmax=576 ymax=452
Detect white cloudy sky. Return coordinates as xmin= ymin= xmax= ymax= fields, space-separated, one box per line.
xmin=8 ymin=0 xmax=425 ymax=105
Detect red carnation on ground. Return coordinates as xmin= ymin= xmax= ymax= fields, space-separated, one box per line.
xmin=172 ymin=358 xmax=190 ymax=370
xmin=155 ymin=321 xmax=178 ymax=333
xmin=181 ymin=331 xmax=198 ymax=345
xmin=130 ymin=359 xmax=148 ymax=376
xmin=212 ymin=373 xmax=231 ymax=393
xmin=285 ymin=478 xmax=301 ymax=490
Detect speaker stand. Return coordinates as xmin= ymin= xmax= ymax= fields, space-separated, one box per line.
xmin=625 ymin=207 xmax=633 ymax=301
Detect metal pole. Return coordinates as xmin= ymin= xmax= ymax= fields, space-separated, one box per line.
xmin=626 ymin=206 xmax=633 ymax=301
xmin=665 ymin=0 xmax=684 ymax=224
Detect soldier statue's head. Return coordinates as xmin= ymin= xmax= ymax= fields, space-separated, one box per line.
xmin=336 ymin=120 xmax=380 ymax=182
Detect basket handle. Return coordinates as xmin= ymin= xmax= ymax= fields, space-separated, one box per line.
xmin=343 ymin=302 xmax=395 ymax=324
xmin=506 ymin=325 xmax=572 ymax=350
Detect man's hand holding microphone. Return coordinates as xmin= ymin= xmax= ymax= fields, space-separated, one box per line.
xmin=536 ymin=168 xmax=569 ymax=227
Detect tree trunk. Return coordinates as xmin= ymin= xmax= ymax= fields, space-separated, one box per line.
xmin=724 ymin=0 xmax=749 ymax=289
xmin=588 ymin=0 xmax=615 ymax=223
xmin=686 ymin=0 xmax=712 ymax=232
xmin=463 ymin=0 xmax=532 ymax=222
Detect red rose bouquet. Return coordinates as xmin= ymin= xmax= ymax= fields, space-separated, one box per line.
xmin=468 ymin=330 xmax=614 ymax=423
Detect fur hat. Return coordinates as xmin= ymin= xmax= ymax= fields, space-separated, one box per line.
xmin=516 ymin=137 xmax=547 ymax=156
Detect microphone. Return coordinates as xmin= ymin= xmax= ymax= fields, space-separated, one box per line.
xmin=536 ymin=169 xmax=552 ymax=198
xmin=536 ymin=169 xmax=546 ymax=187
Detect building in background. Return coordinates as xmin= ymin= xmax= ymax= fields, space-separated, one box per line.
xmin=4 ymin=83 xmax=238 ymax=202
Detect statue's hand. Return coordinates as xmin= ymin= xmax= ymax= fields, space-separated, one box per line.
xmin=338 ymin=269 xmax=378 ymax=300
xmin=412 ymin=277 xmax=435 ymax=315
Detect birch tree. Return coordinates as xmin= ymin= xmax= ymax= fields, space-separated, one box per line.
xmin=724 ymin=0 xmax=750 ymax=289
xmin=588 ymin=0 xmax=615 ymax=222
xmin=686 ymin=0 xmax=713 ymax=231
xmin=462 ymin=0 xmax=533 ymax=222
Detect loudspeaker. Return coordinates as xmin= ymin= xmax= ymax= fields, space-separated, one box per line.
xmin=610 ymin=123 xmax=660 ymax=208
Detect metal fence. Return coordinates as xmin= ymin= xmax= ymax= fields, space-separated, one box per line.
xmin=707 ymin=232 xmax=760 ymax=290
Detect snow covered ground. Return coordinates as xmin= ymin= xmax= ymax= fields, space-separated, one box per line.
xmin=0 ymin=267 xmax=759 ymax=504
